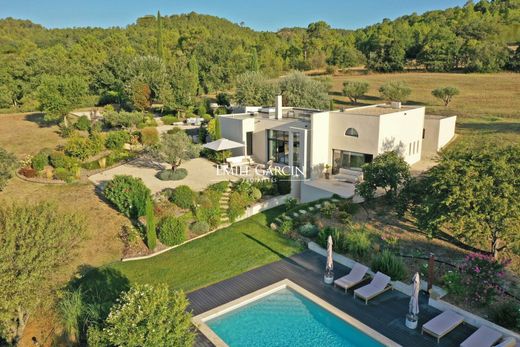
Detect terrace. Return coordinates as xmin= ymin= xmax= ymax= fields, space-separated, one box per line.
xmin=189 ymin=250 xmax=475 ymax=347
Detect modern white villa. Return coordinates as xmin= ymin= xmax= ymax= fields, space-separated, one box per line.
xmin=219 ymin=96 xmax=456 ymax=202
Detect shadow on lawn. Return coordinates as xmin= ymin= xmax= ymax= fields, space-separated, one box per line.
xmin=24 ymin=112 xmax=56 ymax=128
xmin=457 ymin=121 xmax=520 ymax=135
xmin=242 ymin=233 xmax=306 ymax=270
xmin=57 ymin=266 xmax=130 ymax=345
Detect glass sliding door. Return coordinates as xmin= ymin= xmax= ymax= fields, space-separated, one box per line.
xmin=332 ymin=149 xmax=373 ymax=174
xmin=267 ymin=130 xmax=289 ymax=165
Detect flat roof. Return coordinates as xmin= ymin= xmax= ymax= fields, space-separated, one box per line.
xmin=425 ymin=114 xmax=457 ymax=120
xmin=338 ymin=104 xmax=421 ymax=117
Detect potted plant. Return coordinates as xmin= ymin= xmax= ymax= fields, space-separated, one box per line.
xmin=324 ymin=164 xmax=331 ymax=179
xmin=324 ymin=268 xmax=334 ymax=284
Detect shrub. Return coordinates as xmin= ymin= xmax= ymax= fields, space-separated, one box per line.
xmin=145 ymin=198 xmax=156 ymax=250
xmin=490 ymin=301 xmax=520 ymax=330
xmin=216 ymin=92 xmax=231 ymax=106
xmin=317 ymin=227 xmax=349 ymax=253
xmin=273 ymin=173 xmax=291 ymax=195
xmin=337 ymin=199 xmax=359 ymax=215
xmin=371 ymin=250 xmax=407 ymax=280
xmin=104 ymin=175 xmax=151 ymax=218
xmin=54 ymin=167 xmax=75 ymax=182
xmin=191 ymin=221 xmax=210 ymax=235
xmin=208 ymin=181 xmax=229 ymax=193
xmin=278 ymin=219 xmax=294 ymax=235
xmin=345 ymin=229 xmax=371 ymax=257
xmin=285 ymin=196 xmax=298 ymax=211
xmin=167 ymin=127 xmax=183 ymax=135
xmin=156 ymin=168 xmax=187 ymax=181
xmin=158 ymin=216 xmax=187 ymax=246
xmin=194 ymin=190 xmax=221 ymax=228
xmin=31 ymin=151 xmax=49 ymax=171
xmin=50 ymin=151 xmax=67 ymax=168
xmin=89 ymin=132 xmax=105 ymax=154
xmin=161 ymin=115 xmax=179 ymax=125
xmin=298 ymin=223 xmax=319 ymax=238
xmin=252 ymin=179 xmax=277 ymax=196
xmin=140 ymin=127 xmax=159 ymax=145
xmin=74 ymin=116 xmax=91 ymax=131
xmin=456 ymin=253 xmax=509 ymax=306
xmin=19 ymin=167 xmax=37 ymax=178
xmin=105 ymin=131 xmax=131 ymax=150
xmin=171 ymin=185 xmax=195 ymax=209
xmin=337 ymin=211 xmax=352 ymax=225
xmin=228 ymin=191 xmax=248 ymax=222
xmin=320 ymin=202 xmax=336 ymax=218
xmin=250 ymin=187 xmax=262 ymax=201
xmin=64 ymin=136 xmax=96 ymax=160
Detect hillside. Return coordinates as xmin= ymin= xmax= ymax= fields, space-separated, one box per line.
xmin=0 ymin=1 xmax=519 ymax=113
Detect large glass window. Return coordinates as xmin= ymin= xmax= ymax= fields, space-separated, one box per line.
xmin=292 ymin=132 xmax=300 ymax=168
xmin=267 ymin=130 xmax=289 ymax=165
xmin=332 ymin=149 xmax=373 ymax=173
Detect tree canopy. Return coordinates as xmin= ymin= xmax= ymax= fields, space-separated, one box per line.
xmin=0 ymin=202 xmax=86 ymax=344
xmin=402 ymin=143 xmax=520 ymax=257
xmin=0 ymin=2 xmax=518 ymax=113
xmin=87 ymin=284 xmax=195 ymax=347
xmin=150 ymin=131 xmax=201 ymax=171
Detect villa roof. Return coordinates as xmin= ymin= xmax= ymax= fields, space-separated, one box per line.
xmin=339 ymin=104 xmax=421 ymax=117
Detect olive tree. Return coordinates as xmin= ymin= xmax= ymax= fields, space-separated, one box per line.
xmin=342 ymin=81 xmax=369 ymax=104
xmin=87 ymin=284 xmax=195 ymax=347
xmin=150 ymin=131 xmax=201 ymax=172
xmin=0 ymin=203 xmax=85 ymax=344
xmin=378 ymin=81 xmax=411 ymax=102
xmin=432 ymin=86 xmax=460 ymax=106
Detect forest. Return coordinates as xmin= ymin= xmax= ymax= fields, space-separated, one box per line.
xmin=0 ymin=0 xmax=519 ymax=116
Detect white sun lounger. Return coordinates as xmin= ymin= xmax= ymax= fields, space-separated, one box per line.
xmin=493 ymin=337 xmax=518 ymax=347
xmin=460 ymin=325 xmax=502 ymax=347
xmin=334 ymin=263 xmax=369 ymax=292
xmin=422 ymin=310 xmax=464 ymax=343
xmin=353 ymin=271 xmax=392 ymax=304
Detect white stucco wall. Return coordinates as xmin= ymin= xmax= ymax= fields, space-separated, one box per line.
xmin=309 ymin=112 xmax=330 ymax=178
xmin=328 ymin=111 xmax=381 ymax=158
xmin=378 ymin=107 xmax=425 ymax=165
xmin=219 ymin=116 xmax=254 ymax=157
xmin=422 ymin=115 xmax=457 ymax=154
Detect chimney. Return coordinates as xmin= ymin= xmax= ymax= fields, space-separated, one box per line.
xmin=275 ymin=95 xmax=283 ymax=120
xmin=391 ymin=101 xmax=402 ymax=109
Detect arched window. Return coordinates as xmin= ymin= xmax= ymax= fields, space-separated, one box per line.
xmin=345 ymin=128 xmax=359 ymax=137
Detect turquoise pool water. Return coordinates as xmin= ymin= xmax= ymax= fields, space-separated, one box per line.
xmin=206 ymin=288 xmax=385 ymax=347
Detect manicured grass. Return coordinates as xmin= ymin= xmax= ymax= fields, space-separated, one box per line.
xmin=330 ymin=72 xmax=520 ymax=119
xmin=109 ymin=206 xmax=302 ymax=292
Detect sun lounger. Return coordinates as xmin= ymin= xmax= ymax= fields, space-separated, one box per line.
xmin=353 ymin=271 xmax=392 ymax=304
xmin=460 ymin=325 xmax=502 ymax=347
xmin=494 ymin=337 xmax=518 ymax=347
xmin=334 ymin=263 xmax=369 ymax=292
xmin=422 ymin=310 xmax=464 ymax=343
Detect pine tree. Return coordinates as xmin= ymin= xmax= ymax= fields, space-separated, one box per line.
xmin=156 ymin=11 xmax=164 ymax=59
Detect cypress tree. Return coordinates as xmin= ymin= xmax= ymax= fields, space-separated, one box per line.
xmin=156 ymin=11 xmax=164 ymax=59
xmin=145 ymin=198 xmax=157 ymax=250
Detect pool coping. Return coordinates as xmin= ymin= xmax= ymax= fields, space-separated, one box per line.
xmin=192 ymin=279 xmax=402 ymax=347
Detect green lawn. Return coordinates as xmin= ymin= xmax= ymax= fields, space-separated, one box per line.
xmin=108 ymin=206 xmax=302 ymax=292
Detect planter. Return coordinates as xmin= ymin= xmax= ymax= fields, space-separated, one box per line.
xmin=405 ymin=314 xmax=418 ymax=329
xmin=324 ymin=172 xmax=330 ymax=179
xmin=324 ymin=270 xmax=334 ymax=284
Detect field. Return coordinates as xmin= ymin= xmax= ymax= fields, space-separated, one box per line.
xmin=330 ymin=71 xmax=520 ymax=118
xmin=330 ymin=71 xmax=520 ymax=144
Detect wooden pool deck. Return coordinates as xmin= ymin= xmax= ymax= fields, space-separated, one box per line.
xmin=188 ymin=250 xmax=476 ymax=347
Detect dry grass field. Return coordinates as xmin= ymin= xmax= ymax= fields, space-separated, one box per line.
xmin=330 ymin=71 xmax=520 ymax=118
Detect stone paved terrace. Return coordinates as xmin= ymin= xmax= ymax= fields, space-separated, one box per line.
xmin=188 ymin=250 xmax=476 ymax=347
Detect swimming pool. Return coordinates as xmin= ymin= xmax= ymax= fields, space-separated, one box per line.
xmin=193 ymin=280 xmax=400 ymax=347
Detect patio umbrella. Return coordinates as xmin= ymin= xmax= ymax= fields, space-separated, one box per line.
xmin=409 ymin=272 xmax=420 ymax=317
xmin=203 ymin=138 xmax=245 ymax=151
xmin=326 ymin=235 xmax=333 ymax=272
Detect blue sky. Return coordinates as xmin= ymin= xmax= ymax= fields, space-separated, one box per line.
xmin=0 ymin=0 xmax=466 ymax=31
